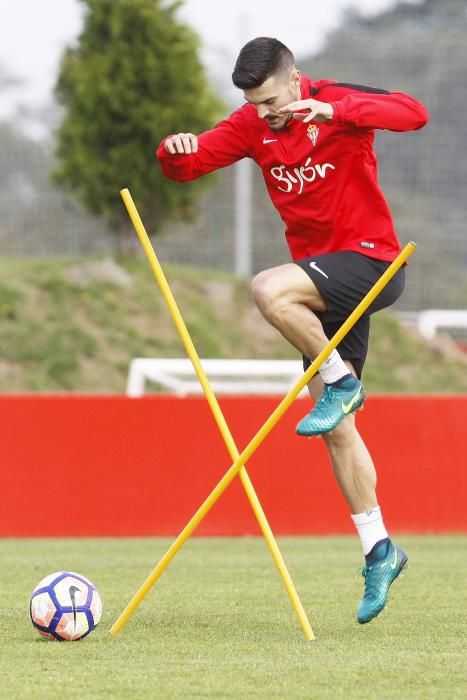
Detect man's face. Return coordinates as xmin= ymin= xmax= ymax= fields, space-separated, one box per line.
xmin=243 ymin=69 xmax=301 ymax=131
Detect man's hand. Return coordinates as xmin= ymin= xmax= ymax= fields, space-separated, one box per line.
xmin=164 ymin=133 xmax=198 ymax=154
xmin=278 ymin=99 xmax=333 ymax=124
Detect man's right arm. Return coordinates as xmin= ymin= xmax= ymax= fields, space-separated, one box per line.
xmin=156 ymin=108 xmax=252 ymax=182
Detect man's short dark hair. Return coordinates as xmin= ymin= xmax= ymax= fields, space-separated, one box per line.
xmin=232 ymin=37 xmax=295 ymax=89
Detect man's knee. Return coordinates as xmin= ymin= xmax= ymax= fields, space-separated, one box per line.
xmin=251 ymin=269 xmax=285 ymax=321
xmin=251 ymin=264 xmax=325 ymax=320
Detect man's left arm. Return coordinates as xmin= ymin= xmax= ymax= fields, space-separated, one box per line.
xmin=280 ymin=88 xmax=429 ymax=132
xmin=327 ymin=88 xmax=429 ymax=132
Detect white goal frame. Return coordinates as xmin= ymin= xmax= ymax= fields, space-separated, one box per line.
xmin=126 ymin=358 xmax=308 ymax=397
xmin=416 ymin=309 xmax=467 ymax=340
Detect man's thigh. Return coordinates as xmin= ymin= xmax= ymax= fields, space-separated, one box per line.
xmin=252 ymin=263 xmax=327 ymax=311
xmin=296 ymin=251 xmax=405 ymax=378
xmin=294 ymin=251 xmax=405 ymax=318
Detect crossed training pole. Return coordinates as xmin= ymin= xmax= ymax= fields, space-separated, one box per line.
xmin=117 ymin=188 xmax=314 ymax=639
xmin=113 ymin=188 xmax=313 ymax=639
xmin=110 ymin=187 xmax=415 ymax=638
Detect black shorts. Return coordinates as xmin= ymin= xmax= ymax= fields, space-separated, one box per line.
xmin=295 ymin=251 xmax=405 ymax=378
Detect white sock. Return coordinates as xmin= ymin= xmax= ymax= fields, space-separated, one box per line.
xmin=318 ymin=349 xmax=350 ymax=384
xmin=351 ymin=506 xmax=389 ymax=556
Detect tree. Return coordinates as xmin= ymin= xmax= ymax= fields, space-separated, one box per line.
xmin=54 ymin=0 xmax=224 ymax=250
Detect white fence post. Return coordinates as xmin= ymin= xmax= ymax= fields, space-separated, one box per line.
xmin=234 ymin=158 xmax=252 ymax=277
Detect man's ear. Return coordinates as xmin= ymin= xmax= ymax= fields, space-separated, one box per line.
xmin=291 ymin=68 xmax=301 ymax=86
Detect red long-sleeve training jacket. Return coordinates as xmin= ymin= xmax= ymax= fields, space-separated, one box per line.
xmin=156 ymin=75 xmax=429 ymax=262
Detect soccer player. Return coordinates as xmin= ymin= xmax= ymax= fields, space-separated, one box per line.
xmin=156 ymin=37 xmax=429 ymax=623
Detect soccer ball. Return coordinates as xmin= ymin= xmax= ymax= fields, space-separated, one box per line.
xmin=30 ymin=571 xmax=102 ymax=641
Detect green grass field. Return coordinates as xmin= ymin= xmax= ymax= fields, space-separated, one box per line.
xmin=1 ymin=536 xmax=465 ymax=699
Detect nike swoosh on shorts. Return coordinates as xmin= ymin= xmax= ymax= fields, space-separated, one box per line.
xmin=309 ymin=261 xmax=329 ymax=279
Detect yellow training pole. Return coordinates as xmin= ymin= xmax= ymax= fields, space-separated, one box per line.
xmin=110 ymin=216 xmax=415 ymax=635
xmin=118 ymin=188 xmax=314 ymax=640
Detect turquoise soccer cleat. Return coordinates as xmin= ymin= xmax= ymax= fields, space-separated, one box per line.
xmin=357 ymin=539 xmax=408 ymax=624
xmin=296 ymin=374 xmax=365 ymax=437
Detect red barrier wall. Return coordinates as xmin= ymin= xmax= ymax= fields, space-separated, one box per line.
xmin=1 ymin=395 xmax=466 ymax=536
